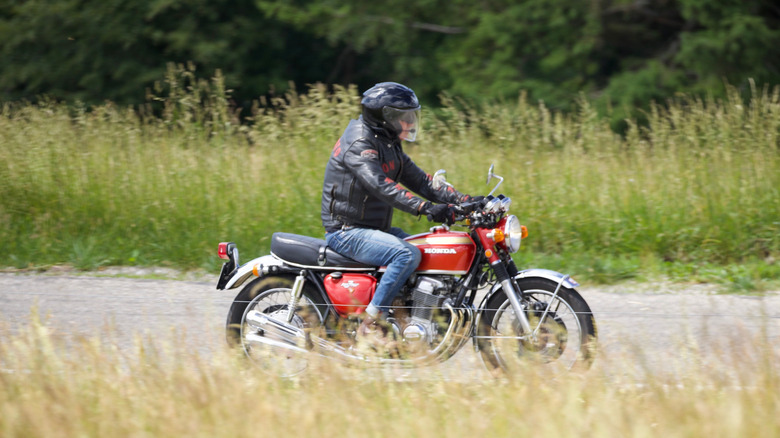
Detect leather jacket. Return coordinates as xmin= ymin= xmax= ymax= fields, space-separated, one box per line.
xmin=321 ymin=116 xmax=466 ymax=233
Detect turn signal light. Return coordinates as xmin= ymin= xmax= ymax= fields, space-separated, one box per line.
xmin=218 ymin=242 xmax=230 ymax=260
xmin=521 ymin=225 xmax=528 ymax=239
xmin=490 ymin=228 xmax=505 ymax=243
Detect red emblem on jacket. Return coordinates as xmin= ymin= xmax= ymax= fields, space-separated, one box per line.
xmin=332 ymin=139 xmax=342 ymax=157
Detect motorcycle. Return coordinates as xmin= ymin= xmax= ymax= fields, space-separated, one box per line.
xmin=216 ymin=165 xmax=597 ymax=376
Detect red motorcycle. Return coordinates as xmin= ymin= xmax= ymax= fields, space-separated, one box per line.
xmin=216 ymin=166 xmax=597 ymax=376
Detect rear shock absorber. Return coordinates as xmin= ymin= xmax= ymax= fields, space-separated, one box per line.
xmin=286 ymin=270 xmax=307 ymax=323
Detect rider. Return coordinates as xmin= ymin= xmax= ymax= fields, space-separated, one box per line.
xmin=321 ymin=82 xmax=478 ymax=342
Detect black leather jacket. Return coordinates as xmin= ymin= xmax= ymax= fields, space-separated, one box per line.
xmin=321 ymin=116 xmax=466 ymax=232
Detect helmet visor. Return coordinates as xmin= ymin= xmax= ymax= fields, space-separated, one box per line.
xmin=382 ymin=107 xmax=421 ymax=142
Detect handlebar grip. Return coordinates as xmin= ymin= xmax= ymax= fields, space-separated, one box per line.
xmin=457 ymin=200 xmax=481 ymax=214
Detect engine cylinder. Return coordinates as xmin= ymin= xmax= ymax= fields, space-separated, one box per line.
xmin=411 ymin=276 xmax=446 ymax=320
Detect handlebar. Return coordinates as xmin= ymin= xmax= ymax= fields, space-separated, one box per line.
xmin=444 ymin=196 xmax=506 ymax=226
xmin=427 ymin=195 xmax=508 ymax=226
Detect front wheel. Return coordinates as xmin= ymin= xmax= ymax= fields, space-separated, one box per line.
xmin=477 ymin=278 xmax=597 ymax=375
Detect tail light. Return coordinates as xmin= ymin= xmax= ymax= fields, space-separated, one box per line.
xmin=218 ymin=242 xmax=230 ymax=259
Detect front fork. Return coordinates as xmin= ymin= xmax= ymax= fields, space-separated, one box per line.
xmin=475 ymin=228 xmax=535 ymax=336
xmin=492 ymin=260 xmax=533 ymax=335
xmin=501 ymin=259 xmax=569 ymax=338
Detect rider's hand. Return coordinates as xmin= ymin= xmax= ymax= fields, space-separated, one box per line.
xmin=426 ymin=203 xmax=458 ymax=225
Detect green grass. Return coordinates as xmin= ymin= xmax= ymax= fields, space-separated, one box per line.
xmin=1 ymin=314 xmax=778 ymax=437
xmin=0 ymin=67 xmax=778 ymax=287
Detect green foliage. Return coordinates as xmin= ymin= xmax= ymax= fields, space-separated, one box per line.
xmin=0 ymin=0 xmax=338 ymax=104
xmin=675 ymin=0 xmax=780 ymax=91
xmin=1 ymin=0 xmax=778 ymax=116
xmin=440 ymin=0 xmax=602 ymax=109
xmin=256 ymin=0 xmax=780 ymax=116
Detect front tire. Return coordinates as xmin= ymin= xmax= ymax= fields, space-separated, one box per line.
xmin=477 ymin=278 xmax=597 ymax=375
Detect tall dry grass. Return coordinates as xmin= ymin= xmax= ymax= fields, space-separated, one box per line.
xmin=0 ymin=314 xmax=778 ymax=437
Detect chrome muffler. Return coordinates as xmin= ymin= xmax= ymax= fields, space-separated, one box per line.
xmin=244 ymin=310 xmax=308 ymax=351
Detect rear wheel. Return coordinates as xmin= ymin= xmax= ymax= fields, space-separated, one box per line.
xmin=226 ymin=276 xmax=325 ymax=376
xmin=477 ymin=278 xmax=597 ymax=375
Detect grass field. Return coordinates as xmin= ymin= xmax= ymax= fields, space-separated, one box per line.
xmin=1 ymin=67 xmax=778 ymax=290
xmin=1 ymin=314 xmax=778 ymax=437
xmin=1 ymin=70 xmax=778 ymax=435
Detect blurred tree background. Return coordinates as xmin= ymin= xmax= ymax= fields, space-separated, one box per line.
xmin=1 ymin=0 xmax=778 ymax=127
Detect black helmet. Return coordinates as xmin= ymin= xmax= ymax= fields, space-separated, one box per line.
xmin=361 ymin=82 xmax=421 ymax=142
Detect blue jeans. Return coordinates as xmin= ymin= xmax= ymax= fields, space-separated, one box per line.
xmin=325 ymin=227 xmax=421 ymax=318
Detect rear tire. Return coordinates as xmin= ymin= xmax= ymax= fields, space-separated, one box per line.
xmin=226 ymin=276 xmax=325 ymax=376
xmin=477 ymin=278 xmax=597 ymax=375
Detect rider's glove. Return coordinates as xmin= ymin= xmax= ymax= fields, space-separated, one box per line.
xmin=426 ymin=203 xmax=458 ymax=225
xmin=461 ymin=194 xmax=485 ymax=204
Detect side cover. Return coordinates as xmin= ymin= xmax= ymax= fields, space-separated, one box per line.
xmin=323 ymin=273 xmax=377 ymax=316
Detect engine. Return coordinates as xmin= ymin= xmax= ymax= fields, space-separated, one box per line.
xmin=395 ymin=275 xmax=455 ymax=348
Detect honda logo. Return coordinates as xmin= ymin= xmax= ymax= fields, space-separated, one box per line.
xmin=424 ymin=248 xmax=457 ymax=254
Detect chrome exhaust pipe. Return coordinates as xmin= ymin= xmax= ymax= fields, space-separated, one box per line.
xmin=244 ymin=310 xmax=356 ymax=361
xmin=242 ymin=304 xmax=475 ymax=366
xmin=244 ymin=332 xmax=309 ymax=354
xmin=245 ymin=310 xmax=307 ymax=348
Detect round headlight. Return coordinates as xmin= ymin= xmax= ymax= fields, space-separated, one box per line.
xmin=503 ymin=215 xmax=523 ymax=253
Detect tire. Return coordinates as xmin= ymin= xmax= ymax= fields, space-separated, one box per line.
xmin=226 ymin=275 xmax=325 ymax=376
xmin=477 ymin=278 xmax=597 ymax=375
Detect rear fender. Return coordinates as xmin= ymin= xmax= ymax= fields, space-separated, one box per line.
xmin=225 ymin=256 xmax=334 ymax=320
xmin=224 ymin=255 xmax=286 ymax=290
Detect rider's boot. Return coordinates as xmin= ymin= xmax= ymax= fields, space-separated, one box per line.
xmin=356 ymin=313 xmax=394 ymax=354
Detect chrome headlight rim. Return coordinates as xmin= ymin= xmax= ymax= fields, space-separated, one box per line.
xmin=503 ymin=215 xmax=522 ymax=253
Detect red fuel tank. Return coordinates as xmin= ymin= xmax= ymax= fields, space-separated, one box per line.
xmin=405 ymin=229 xmax=477 ymax=275
xmin=323 ymin=273 xmax=376 ymax=316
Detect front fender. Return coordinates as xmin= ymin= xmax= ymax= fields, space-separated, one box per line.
xmin=487 ymin=268 xmax=579 ymax=301
xmin=224 ymin=254 xmax=286 ymax=290
xmin=514 ymin=268 xmax=579 ymax=289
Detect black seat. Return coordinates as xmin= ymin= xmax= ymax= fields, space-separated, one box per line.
xmin=270 ymin=232 xmax=374 ymax=270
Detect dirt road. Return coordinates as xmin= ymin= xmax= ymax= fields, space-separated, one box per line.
xmin=1 ymin=271 xmax=778 ymax=379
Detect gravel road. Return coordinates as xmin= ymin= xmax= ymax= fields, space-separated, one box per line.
xmin=1 ymin=270 xmax=778 ymax=379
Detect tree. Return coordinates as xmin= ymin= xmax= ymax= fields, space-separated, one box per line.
xmin=1 ymin=0 xmax=778 ymax=118
xmin=0 ymin=0 xmax=341 ymax=105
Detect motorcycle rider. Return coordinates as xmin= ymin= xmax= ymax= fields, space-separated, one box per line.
xmin=321 ymin=82 xmax=477 ymax=346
